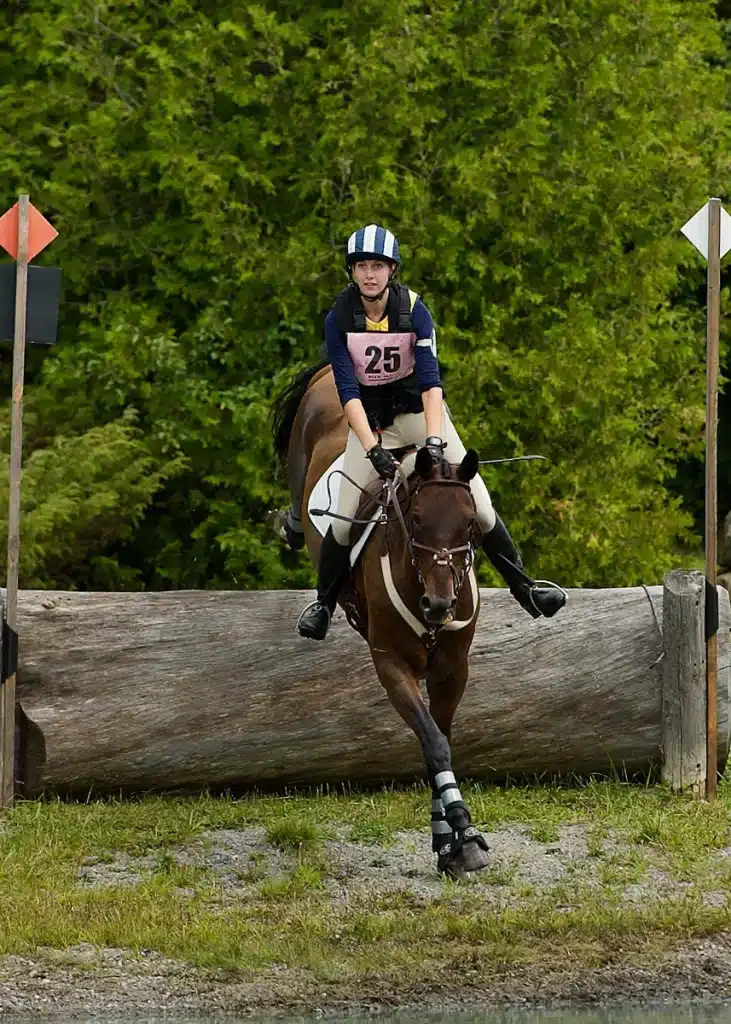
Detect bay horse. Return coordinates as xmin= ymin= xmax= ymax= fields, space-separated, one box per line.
xmin=272 ymin=362 xmax=490 ymax=878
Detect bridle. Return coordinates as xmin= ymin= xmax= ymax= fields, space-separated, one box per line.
xmin=388 ymin=472 xmax=482 ymax=601
xmin=310 ymin=455 xmax=481 ymax=601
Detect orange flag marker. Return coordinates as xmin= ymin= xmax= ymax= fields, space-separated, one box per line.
xmin=0 ymin=201 xmax=58 ymax=263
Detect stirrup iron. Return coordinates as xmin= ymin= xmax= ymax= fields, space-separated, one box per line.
xmin=296 ymin=600 xmax=332 ymax=640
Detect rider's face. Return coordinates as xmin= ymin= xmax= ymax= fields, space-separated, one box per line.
xmin=352 ymin=259 xmax=393 ymax=297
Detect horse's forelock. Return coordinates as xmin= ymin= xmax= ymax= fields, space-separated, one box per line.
xmin=411 ymin=472 xmax=475 ymax=535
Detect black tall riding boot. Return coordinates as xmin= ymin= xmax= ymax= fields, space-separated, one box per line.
xmin=296 ymin=527 xmax=351 ymax=640
xmin=482 ymin=516 xmax=566 ymax=619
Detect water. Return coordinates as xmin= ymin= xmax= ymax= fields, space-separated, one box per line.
xmin=345 ymin=1011 xmax=731 ymax=1024
xmin=239 ymin=1011 xmax=731 ymax=1024
xmin=51 ymin=1007 xmax=731 ymax=1024
xmin=303 ymin=1011 xmax=731 ymax=1024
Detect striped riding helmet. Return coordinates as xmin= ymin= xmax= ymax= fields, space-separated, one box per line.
xmin=345 ymin=224 xmax=400 ymax=268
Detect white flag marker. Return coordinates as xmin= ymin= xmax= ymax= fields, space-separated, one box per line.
xmin=681 ymin=200 xmax=731 ymax=260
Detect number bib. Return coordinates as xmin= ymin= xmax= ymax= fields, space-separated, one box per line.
xmin=346 ymin=332 xmax=416 ymax=386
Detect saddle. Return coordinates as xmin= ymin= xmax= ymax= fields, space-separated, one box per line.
xmin=338 ymin=445 xmax=417 ymax=639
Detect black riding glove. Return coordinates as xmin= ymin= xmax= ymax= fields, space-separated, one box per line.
xmin=425 ymin=436 xmax=447 ymax=461
xmin=366 ymin=444 xmax=398 ymax=481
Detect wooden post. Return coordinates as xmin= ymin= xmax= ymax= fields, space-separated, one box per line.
xmin=705 ymin=198 xmax=721 ymax=801
xmin=0 ymin=194 xmax=29 ymax=809
xmin=661 ymin=570 xmax=707 ymax=797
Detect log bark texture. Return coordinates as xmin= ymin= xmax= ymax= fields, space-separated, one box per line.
xmin=9 ymin=586 xmax=731 ymax=796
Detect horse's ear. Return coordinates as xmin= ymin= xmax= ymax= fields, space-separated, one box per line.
xmin=415 ymin=446 xmax=434 ymax=479
xmin=457 ymin=449 xmax=479 ymax=482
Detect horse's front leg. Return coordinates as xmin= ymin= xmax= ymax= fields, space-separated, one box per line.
xmin=426 ymin=658 xmax=468 ymax=860
xmin=426 ymin=656 xmax=489 ymax=877
xmin=371 ymin=651 xmax=488 ymax=878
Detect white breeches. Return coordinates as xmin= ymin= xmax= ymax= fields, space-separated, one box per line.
xmin=331 ymin=409 xmax=496 ymax=545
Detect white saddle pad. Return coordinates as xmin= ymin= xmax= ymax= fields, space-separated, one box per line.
xmin=307 ymin=451 xmax=417 ymax=568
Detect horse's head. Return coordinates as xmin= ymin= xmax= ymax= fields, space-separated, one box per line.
xmin=408 ymin=446 xmax=481 ymax=626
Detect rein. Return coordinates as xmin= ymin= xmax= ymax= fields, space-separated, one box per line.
xmin=310 ymin=453 xmax=483 ymax=648
xmin=311 ymin=461 xmax=479 ymax=615
xmin=310 ymin=468 xmax=411 ymax=526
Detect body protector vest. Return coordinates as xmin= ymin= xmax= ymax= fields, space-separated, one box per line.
xmin=332 ymin=283 xmax=425 ymax=430
xmin=346 ymin=284 xmax=415 ymax=386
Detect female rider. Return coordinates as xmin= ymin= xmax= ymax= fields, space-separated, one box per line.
xmin=294 ymin=224 xmax=566 ymax=640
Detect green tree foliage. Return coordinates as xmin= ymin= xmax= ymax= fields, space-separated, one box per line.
xmin=0 ymin=0 xmax=726 ymax=589
xmin=0 ymin=415 xmax=171 ymax=588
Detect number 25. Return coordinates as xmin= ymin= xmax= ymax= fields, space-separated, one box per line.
xmin=364 ymin=345 xmax=402 ymax=374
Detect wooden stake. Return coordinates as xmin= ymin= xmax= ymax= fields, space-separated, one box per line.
xmin=0 ymin=194 xmax=29 ymax=809
xmin=661 ymin=570 xmax=707 ymax=796
xmin=705 ymin=197 xmax=721 ymax=801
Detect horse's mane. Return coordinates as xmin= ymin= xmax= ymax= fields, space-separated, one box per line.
xmin=271 ymin=359 xmax=330 ymax=464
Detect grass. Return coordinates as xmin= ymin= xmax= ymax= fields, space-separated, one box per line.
xmin=529 ymin=822 xmax=561 ymax=844
xmin=0 ymin=775 xmax=730 ymax=982
xmin=259 ymin=864 xmax=324 ymax=899
xmin=265 ymin=816 xmax=324 ymax=851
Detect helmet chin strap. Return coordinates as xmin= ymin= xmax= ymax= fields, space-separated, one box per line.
xmin=359 ymin=286 xmax=389 ymax=303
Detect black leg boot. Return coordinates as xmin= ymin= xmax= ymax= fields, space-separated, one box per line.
xmin=482 ymin=516 xmax=566 ymax=619
xmin=296 ymin=527 xmax=351 ymax=640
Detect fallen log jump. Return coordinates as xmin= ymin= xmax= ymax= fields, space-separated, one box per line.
xmin=7 ymin=573 xmax=730 ymax=796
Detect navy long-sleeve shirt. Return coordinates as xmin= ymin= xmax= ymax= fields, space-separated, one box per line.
xmin=325 ymin=296 xmax=441 ymax=407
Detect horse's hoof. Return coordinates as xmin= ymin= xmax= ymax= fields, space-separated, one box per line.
xmin=458 ymin=837 xmax=490 ymax=874
xmin=437 ymin=836 xmax=489 ymax=881
xmin=437 ymin=829 xmax=490 ymax=880
xmin=440 ymin=860 xmax=471 ymax=882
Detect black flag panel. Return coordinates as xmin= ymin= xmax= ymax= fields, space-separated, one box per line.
xmin=0 ymin=264 xmax=62 ymax=345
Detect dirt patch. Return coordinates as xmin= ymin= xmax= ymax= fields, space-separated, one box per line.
xmin=78 ymin=822 xmax=681 ymax=904
xmin=2 ymin=822 xmax=730 ymax=1018
xmin=79 ymin=826 xmax=294 ymax=892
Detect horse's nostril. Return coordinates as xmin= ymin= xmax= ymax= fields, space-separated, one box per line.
xmin=420 ymin=595 xmax=455 ymax=620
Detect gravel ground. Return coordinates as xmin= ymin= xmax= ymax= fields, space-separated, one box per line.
xmin=2 ymin=824 xmax=731 ymax=1020
xmin=76 ymin=822 xmax=726 ymax=909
